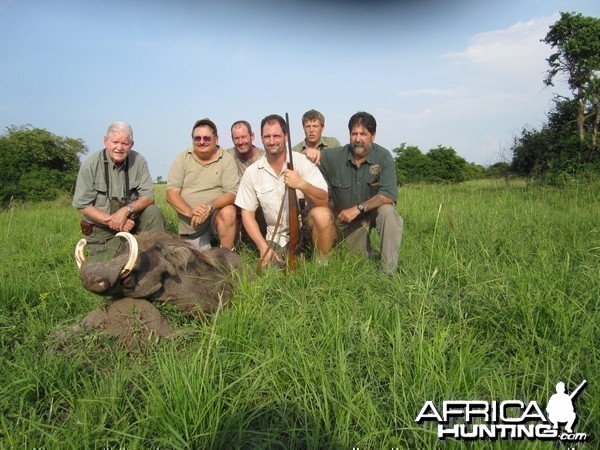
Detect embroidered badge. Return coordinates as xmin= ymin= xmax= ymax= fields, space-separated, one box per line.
xmin=369 ymin=164 xmax=381 ymax=175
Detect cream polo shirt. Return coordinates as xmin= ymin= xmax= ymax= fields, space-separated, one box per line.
xmin=167 ymin=147 xmax=239 ymax=235
xmin=235 ymin=152 xmax=327 ymax=247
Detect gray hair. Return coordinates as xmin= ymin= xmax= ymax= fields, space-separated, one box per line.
xmin=106 ymin=121 xmax=134 ymax=139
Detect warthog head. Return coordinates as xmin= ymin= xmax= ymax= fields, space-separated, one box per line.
xmin=75 ymin=231 xmax=243 ymax=317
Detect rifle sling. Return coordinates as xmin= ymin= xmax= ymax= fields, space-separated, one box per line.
xmin=265 ymin=188 xmax=287 ymax=255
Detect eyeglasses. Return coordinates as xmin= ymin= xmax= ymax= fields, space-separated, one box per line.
xmin=193 ymin=135 xmax=213 ymax=143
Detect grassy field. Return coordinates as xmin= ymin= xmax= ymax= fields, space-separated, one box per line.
xmin=0 ymin=179 xmax=598 ymax=449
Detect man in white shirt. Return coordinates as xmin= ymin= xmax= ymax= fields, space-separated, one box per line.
xmin=235 ymin=114 xmax=335 ymax=267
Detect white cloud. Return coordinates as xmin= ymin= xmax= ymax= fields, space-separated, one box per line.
xmin=373 ymin=15 xmax=570 ymax=165
xmin=442 ymin=14 xmax=559 ymax=73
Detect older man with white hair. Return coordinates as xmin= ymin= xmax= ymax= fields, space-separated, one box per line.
xmin=73 ymin=121 xmax=166 ymax=260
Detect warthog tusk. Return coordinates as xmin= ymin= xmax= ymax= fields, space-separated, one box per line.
xmin=116 ymin=231 xmax=138 ymax=278
xmin=75 ymin=239 xmax=87 ymax=269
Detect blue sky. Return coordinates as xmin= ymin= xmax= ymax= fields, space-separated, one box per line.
xmin=1 ymin=0 xmax=599 ymax=179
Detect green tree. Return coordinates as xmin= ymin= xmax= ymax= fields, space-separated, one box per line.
xmin=393 ymin=143 xmax=431 ymax=183
xmin=0 ymin=125 xmax=87 ymax=205
xmin=485 ymin=162 xmax=511 ymax=178
xmin=511 ymin=97 xmax=584 ymax=179
xmin=426 ymin=145 xmax=468 ymax=182
xmin=464 ymin=162 xmax=486 ymax=180
xmin=543 ymin=12 xmax=600 ymax=161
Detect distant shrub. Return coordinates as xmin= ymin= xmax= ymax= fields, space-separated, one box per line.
xmin=0 ymin=125 xmax=86 ymax=206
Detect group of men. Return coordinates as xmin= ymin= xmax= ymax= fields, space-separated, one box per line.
xmin=72 ymin=110 xmax=403 ymax=276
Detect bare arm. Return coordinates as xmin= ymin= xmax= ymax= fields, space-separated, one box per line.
xmin=302 ymin=148 xmax=322 ymax=165
xmin=166 ymin=187 xmax=193 ymax=218
xmin=283 ymin=168 xmax=328 ymax=207
xmin=241 ymin=209 xmax=281 ymax=267
xmin=168 ymin=188 xmax=236 ymax=228
xmin=208 ymin=192 xmax=236 ymax=210
xmin=79 ymin=196 xmax=154 ymax=232
xmin=338 ymin=194 xmax=394 ymax=223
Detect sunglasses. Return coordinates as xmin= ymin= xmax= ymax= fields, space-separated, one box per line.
xmin=193 ymin=135 xmax=214 ymax=143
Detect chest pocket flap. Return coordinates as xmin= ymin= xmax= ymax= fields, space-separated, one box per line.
xmin=331 ymin=177 xmax=350 ymax=189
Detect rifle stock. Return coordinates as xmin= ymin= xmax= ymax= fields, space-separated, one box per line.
xmin=285 ymin=113 xmax=299 ymax=271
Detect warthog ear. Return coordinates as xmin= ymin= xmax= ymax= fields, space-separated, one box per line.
xmin=161 ymin=245 xmax=195 ymax=271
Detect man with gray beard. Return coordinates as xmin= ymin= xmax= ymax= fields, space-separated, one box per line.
xmin=316 ymin=111 xmax=403 ymax=276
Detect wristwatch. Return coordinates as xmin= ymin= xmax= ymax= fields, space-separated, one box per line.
xmin=127 ymin=205 xmax=135 ymax=214
xmin=357 ymin=203 xmax=365 ymax=213
xmin=207 ymin=204 xmax=214 ymax=214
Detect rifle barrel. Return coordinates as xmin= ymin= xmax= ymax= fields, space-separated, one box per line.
xmin=285 ymin=113 xmax=299 ymax=271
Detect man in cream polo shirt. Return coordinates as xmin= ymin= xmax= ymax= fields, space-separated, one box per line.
xmin=167 ymin=118 xmax=239 ymax=250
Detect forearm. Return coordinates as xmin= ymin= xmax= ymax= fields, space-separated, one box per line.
xmin=298 ymin=182 xmax=328 ymax=207
xmin=241 ymin=210 xmax=269 ymax=253
xmin=166 ymin=188 xmax=193 ymax=218
xmin=362 ymin=194 xmax=394 ymax=212
xmin=208 ymin=192 xmax=236 ymax=210
xmin=338 ymin=193 xmax=395 ymax=223
xmin=79 ymin=205 xmax=111 ymax=225
xmin=129 ymin=196 xmax=154 ymax=214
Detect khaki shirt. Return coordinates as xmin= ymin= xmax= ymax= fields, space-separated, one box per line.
xmin=292 ymin=136 xmax=341 ymax=153
xmin=72 ymin=149 xmax=155 ymax=225
xmin=167 ymin=147 xmax=240 ymax=234
xmin=226 ymin=146 xmax=265 ymax=176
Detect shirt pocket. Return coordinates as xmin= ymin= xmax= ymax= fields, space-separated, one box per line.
xmin=330 ymin=177 xmax=351 ymax=190
xmin=366 ymin=173 xmax=381 ymax=188
xmin=128 ymin=176 xmax=142 ymax=199
xmin=255 ymin=181 xmax=280 ymax=214
xmin=95 ymin=178 xmax=109 ymax=196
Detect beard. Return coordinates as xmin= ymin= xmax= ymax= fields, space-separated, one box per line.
xmin=351 ymin=142 xmax=372 ymax=159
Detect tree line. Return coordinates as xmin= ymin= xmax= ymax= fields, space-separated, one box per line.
xmin=511 ymin=12 xmax=600 ymax=183
xmin=394 ymin=12 xmax=600 ymax=185
xmin=1 ymin=11 xmax=597 ymax=205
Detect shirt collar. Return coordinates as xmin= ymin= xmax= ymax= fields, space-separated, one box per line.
xmin=302 ymin=138 xmax=329 ymax=151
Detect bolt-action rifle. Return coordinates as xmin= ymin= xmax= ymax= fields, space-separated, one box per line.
xmin=285 ymin=113 xmax=299 ymax=271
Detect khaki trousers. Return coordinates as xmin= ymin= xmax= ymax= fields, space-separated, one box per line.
xmin=338 ymin=204 xmax=403 ymax=275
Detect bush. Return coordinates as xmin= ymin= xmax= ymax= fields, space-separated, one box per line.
xmin=0 ymin=125 xmax=86 ymax=206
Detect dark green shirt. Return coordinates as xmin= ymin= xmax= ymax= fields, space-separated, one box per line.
xmin=319 ymin=143 xmax=398 ymax=211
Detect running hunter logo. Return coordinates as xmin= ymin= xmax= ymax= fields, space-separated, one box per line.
xmin=415 ymin=380 xmax=588 ymax=442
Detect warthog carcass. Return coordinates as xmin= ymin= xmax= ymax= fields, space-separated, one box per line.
xmin=75 ymin=231 xmax=243 ymax=319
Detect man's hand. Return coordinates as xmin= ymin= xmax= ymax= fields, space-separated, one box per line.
xmin=338 ymin=205 xmax=361 ymax=223
xmin=107 ymin=207 xmax=134 ymax=231
xmin=190 ymin=204 xmax=212 ymax=227
xmin=283 ymin=168 xmax=308 ymax=190
xmin=303 ymin=147 xmax=321 ymax=165
xmin=258 ymin=245 xmax=282 ymax=268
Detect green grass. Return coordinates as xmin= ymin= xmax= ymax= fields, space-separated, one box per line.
xmin=0 ymin=180 xmax=598 ymax=448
